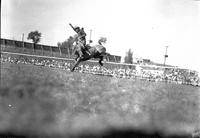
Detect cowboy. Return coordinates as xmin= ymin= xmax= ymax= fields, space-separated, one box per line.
xmin=69 ymin=23 xmax=91 ymax=56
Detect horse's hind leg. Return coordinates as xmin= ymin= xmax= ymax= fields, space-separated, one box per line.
xmin=71 ymin=57 xmax=81 ymax=72
xmin=75 ymin=55 xmax=78 ymax=61
xmin=98 ymin=56 xmax=104 ymax=66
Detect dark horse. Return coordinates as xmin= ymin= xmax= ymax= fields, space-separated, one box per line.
xmin=70 ymin=42 xmax=108 ymax=72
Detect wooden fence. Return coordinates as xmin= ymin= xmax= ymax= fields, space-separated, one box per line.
xmin=0 ymin=38 xmax=121 ymax=63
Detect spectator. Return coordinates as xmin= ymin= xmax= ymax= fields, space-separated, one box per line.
xmin=1 ymin=54 xmax=200 ymax=86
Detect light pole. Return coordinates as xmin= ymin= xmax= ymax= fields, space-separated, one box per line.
xmin=89 ymin=29 xmax=92 ymax=44
xmin=22 ymin=33 xmax=25 ymax=50
xmin=163 ymin=46 xmax=169 ymax=66
xmin=22 ymin=33 xmax=24 ymax=42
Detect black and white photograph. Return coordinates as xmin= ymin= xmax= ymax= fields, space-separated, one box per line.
xmin=1 ymin=0 xmax=200 ymax=138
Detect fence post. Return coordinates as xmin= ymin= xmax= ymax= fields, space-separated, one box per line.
xmin=58 ymin=46 xmax=62 ymax=56
xmin=106 ymin=55 xmax=109 ymax=62
xmin=22 ymin=41 xmax=25 ymax=51
xmin=50 ymin=46 xmax=53 ymax=56
xmin=3 ymin=39 xmax=6 ymax=45
xmin=13 ymin=40 xmax=15 ymax=46
xmin=3 ymin=39 xmax=6 ymax=51
xmin=22 ymin=33 xmax=24 ymax=51
xmin=0 ymin=39 xmax=2 ymax=51
xmin=12 ymin=40 xmax=16 ymax=51
xmin=67 ymin=47 xmax=70 ymax=58
xmin=32 ymin=43 xmax=35 ymax=53
xmin=41 ymin=45 xmax=44 ymax=55
xmin=114 ymin=56 xmax=117 ymax=63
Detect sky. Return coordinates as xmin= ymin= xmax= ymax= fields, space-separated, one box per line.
xmin=1 ymin=0 xmax=200 ymax=72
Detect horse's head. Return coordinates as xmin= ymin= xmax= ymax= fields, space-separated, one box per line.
xmin=95 ymin=44 xmax=106 ymax=54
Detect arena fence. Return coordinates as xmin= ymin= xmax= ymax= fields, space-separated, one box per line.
xmin=0 ymin=38 xmax=121 ymax=63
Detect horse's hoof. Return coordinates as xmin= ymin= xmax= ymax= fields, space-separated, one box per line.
xmin=70 ymin=69 xmax=74 ymax=72
xmin=99 ymin=62 xmax=103 ymax=66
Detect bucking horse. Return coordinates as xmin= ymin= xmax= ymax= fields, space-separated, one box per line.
xmin=70 ymin=41 xmax=109 ymax=72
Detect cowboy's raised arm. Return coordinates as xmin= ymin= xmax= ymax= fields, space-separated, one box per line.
xmin=69 ymin=23 xmax=75 ymax=31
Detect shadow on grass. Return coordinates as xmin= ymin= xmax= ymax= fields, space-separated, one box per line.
xmin=0 ymin=128 xmax=192 ymax=138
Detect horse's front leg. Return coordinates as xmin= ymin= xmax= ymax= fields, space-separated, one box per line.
xmin=71 ymin=57 xmax=81 ymax=72
xmin=98 ymin=56 xmax=104 ymax=66
xmin=75 ymin=55 xmax=78 ymax=61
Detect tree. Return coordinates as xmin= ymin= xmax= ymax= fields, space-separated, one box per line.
xmin=124 ymin=49 xmax=133 ymax=64
xmin=27 ymin=30 xmax=42 ymax=44
xmin=57 ymin=35 xmax=76 ymax=54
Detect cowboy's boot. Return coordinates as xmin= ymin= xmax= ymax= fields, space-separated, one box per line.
xmin=86 ymin=50 xmax=91 ymax=56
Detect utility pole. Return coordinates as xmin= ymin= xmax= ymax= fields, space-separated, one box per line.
xmin=22 ymin=33 xmax=24 ymax=42
xmin=22 ymin=33 xmax=25 ymax=50
xmin=89 ymin=29 xmax=92 ymax=44
xmin=163 ymin=46 xmax=169 ymax=66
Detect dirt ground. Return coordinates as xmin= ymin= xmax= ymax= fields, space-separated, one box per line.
xmin=0 ymin=62 xmax=200 ymax=138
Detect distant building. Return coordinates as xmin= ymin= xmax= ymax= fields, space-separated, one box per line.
xmin=134 ymin=57 xmax=176 ymax=68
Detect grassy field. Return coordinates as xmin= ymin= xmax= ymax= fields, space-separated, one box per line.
xmin=0 ymin=62 xmax=200 ymax=138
